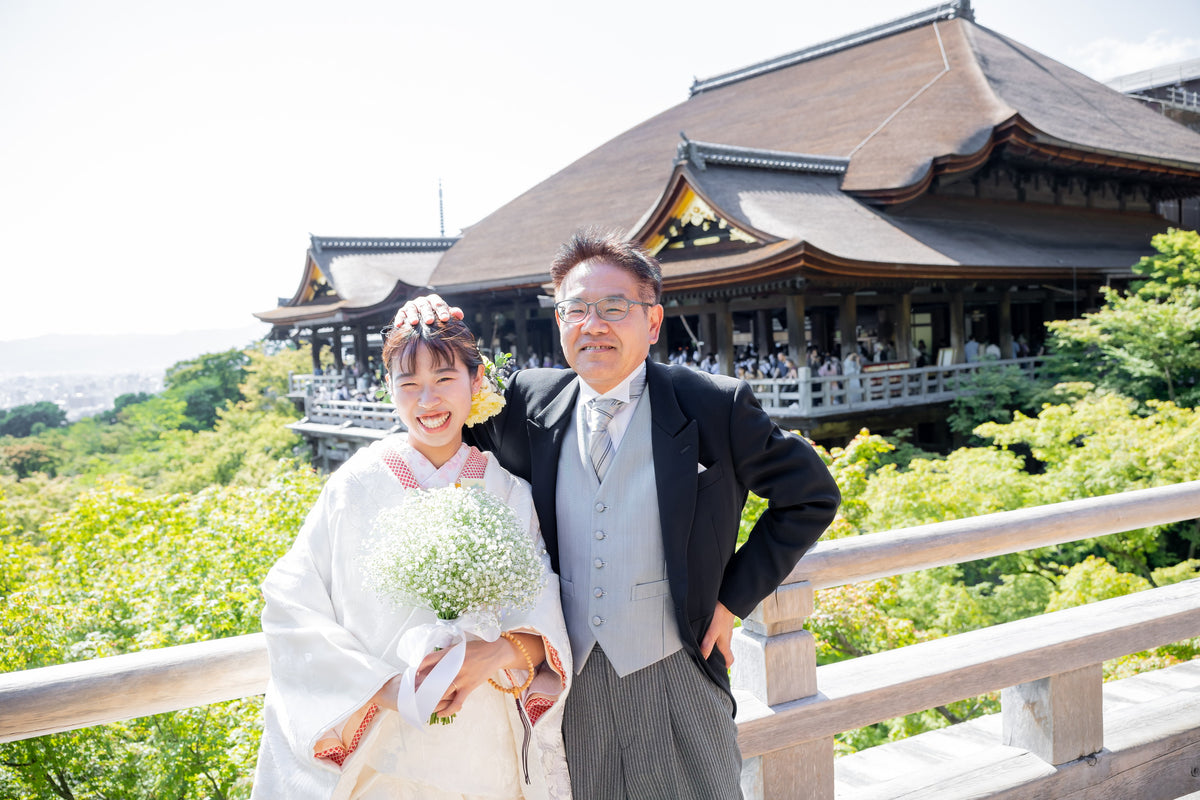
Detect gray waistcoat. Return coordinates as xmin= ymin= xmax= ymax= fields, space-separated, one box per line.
xmin=555 ymin=389 xmax=684 ymax=677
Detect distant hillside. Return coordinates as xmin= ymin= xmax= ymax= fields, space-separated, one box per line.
xmin=0 ymin=325 xmax=271 ymax=376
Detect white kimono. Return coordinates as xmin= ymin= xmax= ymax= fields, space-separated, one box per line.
xmin=252 ymin=436 xmax=572 ymax=800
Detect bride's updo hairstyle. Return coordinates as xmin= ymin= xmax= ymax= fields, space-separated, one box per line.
xmin=382 ymin=318 xmax=484 ymax=380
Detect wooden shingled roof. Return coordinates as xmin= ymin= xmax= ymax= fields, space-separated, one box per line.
xmin=255 ymin=236 xmax=455 ymax=327
xmin=429 ymin=1 xmax=1200 ymax=293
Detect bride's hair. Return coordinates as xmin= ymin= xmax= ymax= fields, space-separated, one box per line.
xmin=382 ymin=319 xmax=483 ymax=379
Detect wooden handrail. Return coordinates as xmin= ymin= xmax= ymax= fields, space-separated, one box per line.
xmin=2 ymin=480 xmax=1198 ymax=773
xmin=735 ymin=577 xmax=1200 ymax=756
xmin=0 ymin=634 xmax=267 ymax=744
xmin=788 ymin=480 xmax=1200 ymax=590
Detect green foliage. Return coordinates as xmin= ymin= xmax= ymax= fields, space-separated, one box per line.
xmin=164 ymin=348 xmax=252 ymax=431
xmin=1046 ymin=228 xmax=1200 ymax=407
xmin=947 ymin=363 xmax=1045 ymax=437
xmin=1044 ymin=556 xmax=1150 ymax=613
xmin=0 ymin=439 xmax=59 ymax=479
xmin=1129 ymin=227 xmax=1200 ymax=300
xmin=0 ymin=466 xmax=325 ymax=797
xmin=0 ymin=401 xmax=67 ymax=438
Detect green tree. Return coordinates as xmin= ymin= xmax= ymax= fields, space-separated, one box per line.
xmin=164 ymin=349 xmax=251 ymax=431
xmin=0 ymin=402 xmax=67 ymax=438
xmin=0 ymin=440 xmax=59 ymax=479
xmin=1046 ymin=228 xmax=1200 ymax=406
xmin=0 ymin=466 xmax=325 ymax=798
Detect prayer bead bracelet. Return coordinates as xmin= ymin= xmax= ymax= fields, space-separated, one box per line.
xmin=488 ymin=632 xmax=536 ymax=696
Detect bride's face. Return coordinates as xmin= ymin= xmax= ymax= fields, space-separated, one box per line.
xmin=389 ymin=345 xmax=483 ymax=468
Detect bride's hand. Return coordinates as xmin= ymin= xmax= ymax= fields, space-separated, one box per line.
xmin=418 ymin=634 xmax=545 ymax=717
xmin=417 ymin=639 xmax=507 ymax=717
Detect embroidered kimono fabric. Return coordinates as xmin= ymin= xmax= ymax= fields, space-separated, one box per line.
xmin=252 ymin=436 xmax=572 ymax=800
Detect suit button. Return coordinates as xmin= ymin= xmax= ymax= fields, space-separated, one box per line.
xmin=592 ymin=616 xmax=604 ymax=626
xmin=594 ymin=587 xmax=605 ymax=598
xmin=593 ymin=558 xmax=605 ymax=569
xmin=594 ymin=530 xmax=605 ymax=540
xmin=594 ymin=502 xmax=606 ymax=512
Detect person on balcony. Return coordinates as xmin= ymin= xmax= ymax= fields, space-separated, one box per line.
xmin=252 ymin=319 xmax=572 ymax=800
xmin=394 ymin=230 xmax=840 ymax=800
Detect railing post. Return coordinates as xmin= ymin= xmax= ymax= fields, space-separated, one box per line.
xmin=733 ymin=581 xmax=833 ymax=800
xmin=1001 ymin=663 xmax=1104 ymax=764
xmin=796 ymin=368 xmax=812 ymax=414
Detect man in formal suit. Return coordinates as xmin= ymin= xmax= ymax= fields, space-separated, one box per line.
xmin=398 ymin=230 xmax=840 ymax=799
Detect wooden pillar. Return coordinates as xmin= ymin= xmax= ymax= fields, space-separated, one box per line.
xmin=352 ymin=327 xmax=369 ymax=371
xmin=950 ymin=291 xmax=966 ymax=364
xmin=699 ymin=313 xmax=716 ymax=362
xmin=512 ymin=300 xmax=529 ymax=363
xmin=717 ymin=302 xmax=735 ymax=375
xmin=895 ymin=293 xmax=912 ymax=362
xmin=310 ymin=333 xmax=323 ymax=373
xmin=1002 ymin=664 xmax=1103 ymax=765
xmin=755 ymin=309 xmax=772 ymax=358
xmin=330 ymin=329 xmax=345 ymax=372
xmin=839 ymin=293 xmax=858 ymax=358
xmin=733 ymin=582 xmax=832 ymax=800
xmin=786 ymin=293 xmax=807 ymax=363
xmin=999 ymin=290 xmax=1013 ymax=360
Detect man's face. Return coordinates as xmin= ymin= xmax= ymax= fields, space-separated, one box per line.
xmin=555 ymin=260 xmax=663 ymax=394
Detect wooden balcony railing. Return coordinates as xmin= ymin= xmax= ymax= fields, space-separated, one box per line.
xmin=287 ymin=357 xmax=1044 ymax=433
xmin=3 ymin=482 xmax=1198 ymax=799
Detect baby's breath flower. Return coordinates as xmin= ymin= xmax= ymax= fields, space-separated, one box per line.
xmin=363 ymin=486 xmax=543 ymax=626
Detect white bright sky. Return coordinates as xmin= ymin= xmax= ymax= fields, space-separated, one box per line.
xmin=2 ymin=0 xmax=1198 ymax=343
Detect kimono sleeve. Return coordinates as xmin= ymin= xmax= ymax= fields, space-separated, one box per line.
xmin=260 ymin=469 xmax=400 ymax=770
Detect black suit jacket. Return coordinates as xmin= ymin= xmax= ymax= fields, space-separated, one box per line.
xmin=465 ymin=359 xmax=841 ymax=691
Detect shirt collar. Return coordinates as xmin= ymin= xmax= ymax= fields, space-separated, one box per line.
xmin=577 ymin=362 xmax=647 ymax=405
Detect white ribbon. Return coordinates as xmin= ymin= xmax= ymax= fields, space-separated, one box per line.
xmin=392 ymin=610 xmax=503 ymax=729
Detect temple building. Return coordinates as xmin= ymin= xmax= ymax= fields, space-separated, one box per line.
xmin=257 ymin=0 xmax=1200 ymax=443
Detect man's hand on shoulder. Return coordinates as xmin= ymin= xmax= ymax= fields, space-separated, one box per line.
xmin=700 ymin=601 xmax=736 ymax=667
xmin=393 ymin=294 xmax=463 ymax=327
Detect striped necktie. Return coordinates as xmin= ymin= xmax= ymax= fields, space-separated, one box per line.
xmin=585 ymin=397 xmax=625 ymax=482
xmin=584 ymin=374 xmax=646 ymax=482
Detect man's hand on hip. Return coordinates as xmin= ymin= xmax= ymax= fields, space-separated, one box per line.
xmin=700 ymin=601 xmax=736 ymax=667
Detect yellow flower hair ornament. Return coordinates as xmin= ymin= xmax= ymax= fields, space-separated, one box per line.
xmin=466 ymin=352 xmax=512 ymax=426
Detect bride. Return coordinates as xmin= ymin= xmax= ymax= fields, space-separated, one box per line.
xmin=251 ymin=319 xmax=571 ymax=799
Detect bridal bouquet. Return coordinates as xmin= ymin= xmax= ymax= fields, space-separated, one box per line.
xmin=363 ymin=485 xmax=544 ymax=725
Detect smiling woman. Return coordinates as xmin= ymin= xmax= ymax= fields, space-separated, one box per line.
xmin=252 ymin=316 xmax=573 ymax=799
xmin=384 ymin=321 xmax=485 ymax=468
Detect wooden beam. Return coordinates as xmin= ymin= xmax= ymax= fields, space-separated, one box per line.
xmin=0 ymin=634 xmax=268 ymax=744
xmin=785 ymin=481 xmax=1200 ymax=590
xmin=735 ymin=578 xmax=1200 ymax=757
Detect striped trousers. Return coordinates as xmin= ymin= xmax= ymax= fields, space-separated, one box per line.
xmin=563 ymin=647 xmax=743 ymax=800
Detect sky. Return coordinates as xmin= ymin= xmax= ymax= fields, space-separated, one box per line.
xmin=2 ymin=0 xmax=1199 ymax=344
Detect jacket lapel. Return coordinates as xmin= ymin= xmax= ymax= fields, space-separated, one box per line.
xmin=647 ymin=360 xmax=698 ymax=598
xmin=526 ymin=377 xmax=579 ymax=572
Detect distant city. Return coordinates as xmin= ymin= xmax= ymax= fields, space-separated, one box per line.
xmin=0 ymin=324 xmax=267 ymax=421
xmin=0 ymin=372 xmax=164 ymax=422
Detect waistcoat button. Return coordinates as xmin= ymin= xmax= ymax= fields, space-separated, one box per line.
xmin=593 ymin=558 xmax=605 ymax=569
xmin=592 ymin=616 xmax=604 ymax=626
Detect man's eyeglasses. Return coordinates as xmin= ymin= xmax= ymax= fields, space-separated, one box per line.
xmin=554 ymin=297 xmax=655 ymax=324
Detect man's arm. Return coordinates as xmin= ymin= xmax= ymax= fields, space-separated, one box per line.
xmin=718 ymin=381 xmax=841 ymax=619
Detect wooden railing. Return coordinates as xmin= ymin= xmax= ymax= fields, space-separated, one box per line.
xmin=747 ymin=356 xmax=1042 ymax=418
xmin=3 ymin=482 xmax=1199 ymax=799
xmin=287 ymin=357 xmax=1043 ymax=432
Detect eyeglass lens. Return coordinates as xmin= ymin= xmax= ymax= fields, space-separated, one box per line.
xmin=558 ymin=298 xmax=636 ymax=322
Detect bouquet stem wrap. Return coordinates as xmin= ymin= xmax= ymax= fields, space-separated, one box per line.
xmin=392 ymin=609 xmax=503 ymax=728
xmin=394 ymin=619 xmax=466 ymax=728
